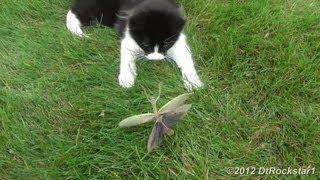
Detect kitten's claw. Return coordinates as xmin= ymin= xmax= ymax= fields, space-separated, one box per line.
xmin=118 ymin=71 xmax=135 ymax=88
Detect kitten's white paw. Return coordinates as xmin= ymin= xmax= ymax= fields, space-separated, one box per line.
xmin=118 ymin=71 xmax=135 ymax=88
xmin=66 ymin=10 xmax=88 ymax=37
xmin=183 ymin=76 xmax=204 ymax=91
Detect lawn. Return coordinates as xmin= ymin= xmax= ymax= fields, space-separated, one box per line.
xmin=0 ymin=0 xmax=319 ymax=178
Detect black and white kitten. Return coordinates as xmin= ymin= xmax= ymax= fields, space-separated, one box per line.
xmin=66 ymin=0 xmax=203 ymax=90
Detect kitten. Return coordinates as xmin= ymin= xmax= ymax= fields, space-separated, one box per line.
xmin=66 ymin=0 xmax=204 ymax=90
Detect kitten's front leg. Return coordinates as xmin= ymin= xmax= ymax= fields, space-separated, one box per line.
xmin=167 ymin=34 xmax=204 ymax=91
xmin=118 ymin=36 xmax=139 ymax=88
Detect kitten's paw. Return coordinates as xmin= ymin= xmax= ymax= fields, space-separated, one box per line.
xmin=66 ymin=10 xmax=88 ymax=38
xmin=118 ymin=71 xmax=135 ymax=88
xmin=183 ymin=77 xmax=204 ymax=91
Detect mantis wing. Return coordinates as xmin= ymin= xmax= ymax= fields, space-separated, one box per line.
xmin=119 ymin=113 xmax=155 ymax=128
xmin=158 ymin=93 xmax=190 ymax=113
xmin=147 ymin=122 xmax=165 ymax=152
xmin=161 ymin=104 xmax=192 ymax=128
xmin=147 ymin=105 xmax=192 ymax=152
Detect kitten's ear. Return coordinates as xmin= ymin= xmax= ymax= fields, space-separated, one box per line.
xmin=176 ymin=6 xmax=186 ymax=28
xmin=116 ymin=9 xmax=134 ymax=20
xmin=177 ymin=6 xmax=186 ymax=18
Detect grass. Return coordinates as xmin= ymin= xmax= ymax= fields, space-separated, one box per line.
xmin=0 ymin=0 xmax=319 ymax=178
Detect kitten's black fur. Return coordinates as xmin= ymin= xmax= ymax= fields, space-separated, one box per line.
xmin=70 ymin=0 xmax=185 ymax=54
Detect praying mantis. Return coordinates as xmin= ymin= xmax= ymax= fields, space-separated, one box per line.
xmin=119 ymin=92 xmax=192 ymax=152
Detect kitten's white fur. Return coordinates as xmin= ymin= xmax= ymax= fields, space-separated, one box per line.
xmin=119 ymin=29 xmax=203 ymax=91
xmin=66 ymin=11 xmax=87 ymax=37
xmin=118 ymin=29 xmax=141 ymax=88
xmin=167 ymin=34 xmax=204 ymax=90
xmin=146 ymin=46 xmax=165 ymax=60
